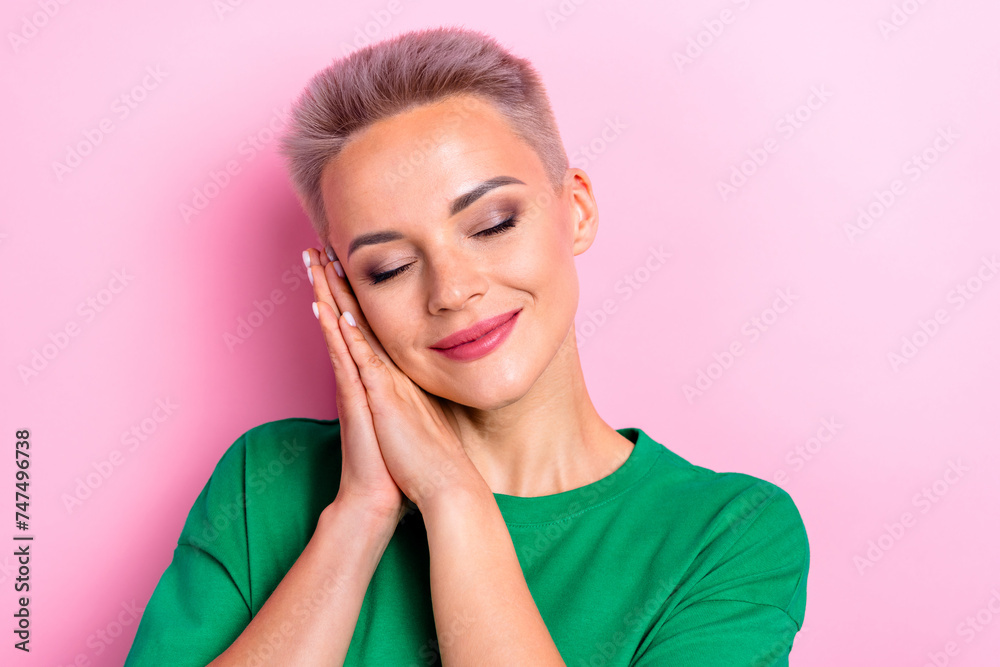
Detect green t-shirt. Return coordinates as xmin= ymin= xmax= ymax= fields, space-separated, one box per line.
xmin=124 ymin=418 xmax=809 ymax=666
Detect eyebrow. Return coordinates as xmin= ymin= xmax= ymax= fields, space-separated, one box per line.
xmin=346 ymin=175 xmax=526 ymax=259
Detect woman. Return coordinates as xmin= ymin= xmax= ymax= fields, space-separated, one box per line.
xmin=125 ymin=26 xmax=809 ymax=666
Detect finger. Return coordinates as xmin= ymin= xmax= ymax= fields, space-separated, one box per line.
xmin=310 ymin=244 xmax=393 ymax=371
xmin=315 ymin=299 xmax=371 ymax=414
xmin=322 ymin=243 xmax=361 ymax=303
xmin=319 ymin=244 xmax=360 ymax=323
xmin=325 ymin=244 xmax=358 ymax=301
xmin=338 ymin=309 xmax=392 ymax=394
xmin=304 ymin=248 xmax=341 ymax=320
xmin=324 ymin=260 xmax=396 ymax=366
xmin=319 ymin=242 xmax=338 ymax=274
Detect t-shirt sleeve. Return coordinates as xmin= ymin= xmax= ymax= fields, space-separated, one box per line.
xmin=632 ymin=481 xmax=810 ymax=666
xmin=124 ymin=434 xmax=253 ymax=666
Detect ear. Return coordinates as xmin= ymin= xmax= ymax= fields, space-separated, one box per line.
xmin=564 ymin=168 xmax=599 ymax=257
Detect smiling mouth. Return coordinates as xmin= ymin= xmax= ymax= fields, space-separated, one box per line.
xmin=444 ymin=318 xmax=507 ymax=348
xmin=428 ymin=308 xmax=522 ymax=362
xmin=430 ymin=308 xmax=522 ymax=350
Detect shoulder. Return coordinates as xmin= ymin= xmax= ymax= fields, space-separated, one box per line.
xmin=201 ymin=416 xmax=342 ymax=480
xmin=239 ymin=415 xmax=342 ymax=453
xmin=238 ymin=416 xmax=341 ymax=462
xmin=233 ymin=416 xmax=343 ymax=496
xmin=178 ymin=417 xmax=346 ymax=577
xmin=635 ymin=429 xmax=810 ymax=625
xmin=696 ymin=471 xmax=810 ymax=628
xmin=636 ymin=428 xmax=807 ymax=542
xmin=192 ymin=417 xmax=344 ymax=520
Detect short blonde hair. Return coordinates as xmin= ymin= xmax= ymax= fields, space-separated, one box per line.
xmin=278 ymin=25 xmax=569 ymax=243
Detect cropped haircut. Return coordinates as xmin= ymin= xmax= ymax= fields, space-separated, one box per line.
xmin=278 ymin=25 xmax=570 ymax=244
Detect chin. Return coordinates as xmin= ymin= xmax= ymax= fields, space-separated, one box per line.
xmin=445 ymin=386 xmax=530 ymax=412
xmin=421 ymin=360 xmax=538 ymax=411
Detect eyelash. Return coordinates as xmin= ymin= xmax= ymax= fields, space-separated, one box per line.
xmin=367 ymin=215 xmax=519 ymax=285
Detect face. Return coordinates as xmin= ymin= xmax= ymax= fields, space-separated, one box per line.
xmin=320 ymin=93 xmax=598 ymax=410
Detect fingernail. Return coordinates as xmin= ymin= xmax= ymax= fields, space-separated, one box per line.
xmin=325 ymin=244 xmax=336 ymax=262
xmin=312 ymin=302 xmax=319 ymax=319
xmin=333 ymin=260 xmax=344 ymax=278
xmin=307 ymin=267 xmax=314 ymax=285
xmin=302 ymin=249 xmax=311 ymax=269
xmin=344 ymin=310 xmax=356 ymax=327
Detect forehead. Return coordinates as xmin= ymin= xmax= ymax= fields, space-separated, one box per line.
xmin=320 ymin=94 xmax=541 ymax=243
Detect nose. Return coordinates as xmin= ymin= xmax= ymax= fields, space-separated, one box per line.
xmin=426 ymin=251 xmax=488 ymax=313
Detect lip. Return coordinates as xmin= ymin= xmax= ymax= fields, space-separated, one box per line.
xmin=429 ymin=308 xmax=521 ymax=362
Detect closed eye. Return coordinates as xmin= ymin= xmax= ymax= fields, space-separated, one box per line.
xmin=474 ymin=215 xmax=518 ymax=238
xmin=367 ymin=214 xmax=519 ymax=285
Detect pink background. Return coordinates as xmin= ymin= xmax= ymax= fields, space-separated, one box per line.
xmin=4 ymin=1 xmax=999 ymax=665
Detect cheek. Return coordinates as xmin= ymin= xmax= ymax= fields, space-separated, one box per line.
xmin=365 ymin=302 xmax=419 ymax=364
xmin=353 ymin=297 xmax=390 ymax=345
xmin=511 ymin=223 xmax=571 ymax=289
